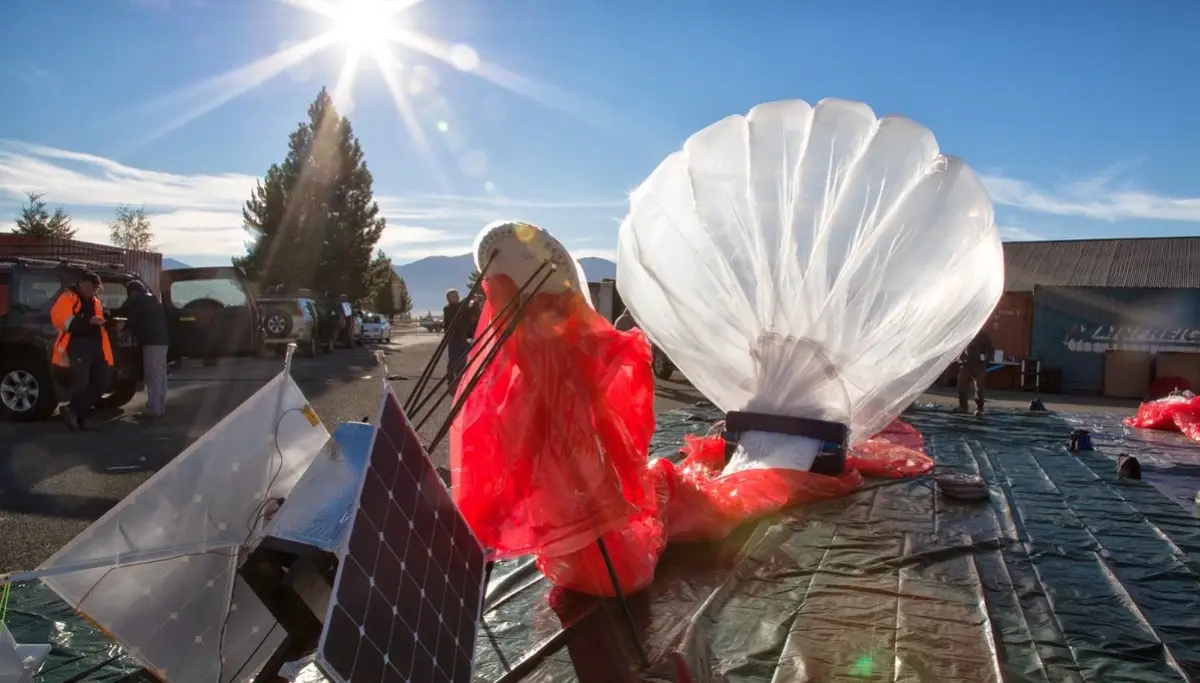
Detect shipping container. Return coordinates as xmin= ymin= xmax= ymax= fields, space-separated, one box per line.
xmin=0 ymin=235 xmax=162 ymax=293
xmin=984 ymin=291 xmax=1033 ymax=361
xmin=1031 ymin=286 xmax=1200 ymax=395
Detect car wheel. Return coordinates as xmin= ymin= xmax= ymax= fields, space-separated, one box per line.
xmin=264 ymin=310 xmax=292 ymax=339
xmin=651 ymin=347 xmax=675 ymax=380
xmin=0 ymin=355 xmax=57 ymax=422
xmin=96 ymin=379 xmax=139 ymax=411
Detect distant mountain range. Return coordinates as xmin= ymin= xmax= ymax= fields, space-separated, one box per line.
xmin=395 ymin=253 xmax=617 ymax=315
xmin=157 ymin=254 xmax=616 ymax=314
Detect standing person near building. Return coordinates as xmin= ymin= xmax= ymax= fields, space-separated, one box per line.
xmin=956 ymin=329 xmax=994 ymax=416
xmin=50 ymin=271 xmax=112 ymax=431
xmin=118 ymin=280 xmax=171 ymax=419
xmin=443 ymin=288 xmax=479 ymax=390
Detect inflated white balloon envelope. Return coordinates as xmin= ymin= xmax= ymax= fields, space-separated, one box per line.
xmin=474 ymin=220 xmax=593 ymax=307
xmin=617 ymin=97 xmax=1004 ymax=473
xmin=32 ymin=365 xmax=330 ymax=683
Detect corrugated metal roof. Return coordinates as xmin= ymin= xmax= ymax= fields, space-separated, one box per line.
xmin=1004 ymin=236 xmax=1200 ymax=291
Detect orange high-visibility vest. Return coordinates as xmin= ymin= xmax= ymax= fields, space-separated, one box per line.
xmin=49 ymin=289 xmax=114 ymax=368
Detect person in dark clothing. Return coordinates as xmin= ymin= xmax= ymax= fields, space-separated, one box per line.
xmin=118 ymin=280 xmax=171 ymax=418
xmin=49 ymin=271 xmax=113 ymax=430
xmin=956 ymin=330 xmax=995 ymax=415
xmin=443 ymin=288 xmax=479 ymax=390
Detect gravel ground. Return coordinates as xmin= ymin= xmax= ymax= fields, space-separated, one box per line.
xmin=0 ymin=331 xmax=706 ymax=573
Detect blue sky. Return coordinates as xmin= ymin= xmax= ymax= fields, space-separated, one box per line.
xmin=1 ymin=0 xmax=1197 ymax=267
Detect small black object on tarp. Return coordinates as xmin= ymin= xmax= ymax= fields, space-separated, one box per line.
xmin=1028 ymin=398 xmax=1047 ymax=412
xmin=934 ymin=472 xmax=990 ymax=502
xmin=723 ymin=411 xmax=848 ymax=476
xmin=1117 ymin=454 xmax=1142 ymax=480
xmin=1069 ymin=429 xmax=1094 ymax=451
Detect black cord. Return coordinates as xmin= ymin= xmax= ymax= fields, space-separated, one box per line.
xmin=225 ymin=622 xmax=279 ymax=683
xmin=217 ymin=406 xmax=302 ymax=683
xmin=65 ymin=405 xmax=303 ymax=683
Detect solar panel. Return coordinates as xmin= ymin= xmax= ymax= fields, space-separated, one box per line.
xmin=316 ymin=387 xmax=487 ymax=683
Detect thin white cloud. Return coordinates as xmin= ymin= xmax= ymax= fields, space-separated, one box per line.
xmin=995 ymin=225 xmax=1047 ymax=242
xmin=0 ymin=140 xmax=622 ymax=259
xmin=981 ymin=170 xmax=1200 ymax=223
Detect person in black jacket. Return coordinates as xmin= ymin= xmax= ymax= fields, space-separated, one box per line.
xmin=118 ymin=280 xmax=171 ymax=418
xmin=956 ymin=330 xmax=994 ymax=416
xmin=442 ymin=288 xmax=479 ymax=390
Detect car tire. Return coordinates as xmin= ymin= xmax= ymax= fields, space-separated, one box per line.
xmin=264 ymin=310 xmax=292 ymax=339
xmin=97 ymin=379 xmax=139 ymax=411
xmin=0 ymin=354 xmax=58 ymax=422
xmin=652 ymin=347 xmax=675 ymax=381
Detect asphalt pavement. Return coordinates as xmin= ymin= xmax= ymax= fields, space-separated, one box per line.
xmin=0 ymin=330 xmax=707 ymax=573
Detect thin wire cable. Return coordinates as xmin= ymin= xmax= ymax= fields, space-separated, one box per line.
xmin=407 ymin=262 xmax=550 ymax=426
xmin=413 ymin=265 xmax=555 ymax=441
xmin=425 ymin=268 xmax=556 ymax=453
xmin=405 ymin=250 xmax=498 ymax=409
xmin=64 ymin=405 xmax=302 ymax=683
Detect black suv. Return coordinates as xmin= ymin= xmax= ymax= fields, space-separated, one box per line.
xmin=161 ymin=266 xmax=264 ymax=362
xmin=0 ymin=257 xmax=144 ymax=421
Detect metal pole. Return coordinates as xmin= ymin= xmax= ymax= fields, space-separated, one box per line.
xmin=594 ymin=538 xmax=649 ymax=668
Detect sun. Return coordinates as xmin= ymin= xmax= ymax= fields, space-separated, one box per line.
xmin=330 ymin=0 xmax=397 ymax=52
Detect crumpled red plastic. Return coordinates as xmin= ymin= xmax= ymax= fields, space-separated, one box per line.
xmin=1126 ymin=395 xmax=1200 ymax=441
xmin=452 ymin=275 xmax=936 ymax=596
xmin=450 ymin=274 xmax=658 ymax=562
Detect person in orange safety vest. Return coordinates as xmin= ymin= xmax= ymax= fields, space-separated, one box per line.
xmin=50 ymin=271 xmax=114 ymax=430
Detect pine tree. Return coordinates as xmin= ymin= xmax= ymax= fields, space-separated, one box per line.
xmin=466 ymin=268 xmax=481 ymax=292
xmin=395 ymin=277 xmax=413 ymax=316
xmin=367 ymin=250 xmax=395 ymax=314
xmin=109 ymin=205 xmax=155 ymax=251
xmin=237 ymin=88 xmax=385 ymax=298
xmin=13 ymin=191 xmax=76 ymax=239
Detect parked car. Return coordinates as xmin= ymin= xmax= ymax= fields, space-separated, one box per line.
xmin=361 ymin=313 xmax=392 ymax=343
xmin=418 ymin=314 xmax=443 ymax=333
xmin=161 ymin=266 xmax=264 ymax=362
xmin=0 ymin=256 xmax=145 ymax=421
xmin=256 ymin=294 xmax=333 ymax=356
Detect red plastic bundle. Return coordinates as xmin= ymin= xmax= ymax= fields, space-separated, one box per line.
xmin=650 ymin=420 xmax=934 ymax=544
xmin=1126 ymin=394 xmax=1200 ymax=441
xmin=450 ymin=275 xmax=659 ymax=563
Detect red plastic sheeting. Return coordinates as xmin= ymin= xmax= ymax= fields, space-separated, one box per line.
xmin=450 ymin=274 xmax=658 ymax=562
xmin=1126 ymin=394 xmax=1200 ymax=441
xmin=453 ymin=278 xmax=936 ymax=596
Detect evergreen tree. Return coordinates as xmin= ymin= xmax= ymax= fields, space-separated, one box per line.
xmin=395 ymin=277 xmax=413 ymax=316
xmin=13 ymin=191 xmax=76 ymax=238
xmin=237 ymin=88 xmax=385 ymax=298
xmin=109 ymin=205 xmax=155 ymax=251
xmin=466 ymin=268 xmax=481 ymax=292
xmin=367 ymin=250 xmax=395 ymax=313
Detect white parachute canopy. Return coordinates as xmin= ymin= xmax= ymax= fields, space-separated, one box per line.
xmin=617 ymin=98 xmax=1004 ymax=460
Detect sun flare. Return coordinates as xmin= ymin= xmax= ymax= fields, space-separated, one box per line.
xmin=331 ymin=0 xmax=398 ymax=52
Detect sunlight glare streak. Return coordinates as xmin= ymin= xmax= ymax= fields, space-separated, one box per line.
xmin=332 ymin=48 xmax=364 ymax=114
xmin=375 ymin=54 xmax=448 ymax=191
xmin=388 ymin=29 xmax=618 ymax=131
xmin=129 ymin=34 xmax=339 ymax=151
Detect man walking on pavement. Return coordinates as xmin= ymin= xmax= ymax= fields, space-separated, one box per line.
xmin=119 ymin=280 xmax=170 ymax=419
xmin=50 ymin=271 xmax=113 ymax=431
xmin=443 ymin=288 xmax=479 ymax=391
xmin=956 ymin=329 xmax=994 ymax=416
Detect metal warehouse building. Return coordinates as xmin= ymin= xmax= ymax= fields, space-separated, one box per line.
xmin=986 ymin=236 xmax=1200 ymax=398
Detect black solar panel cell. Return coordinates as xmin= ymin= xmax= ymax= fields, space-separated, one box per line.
xmin=317 ymin=389 xmax=487 ymax=683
